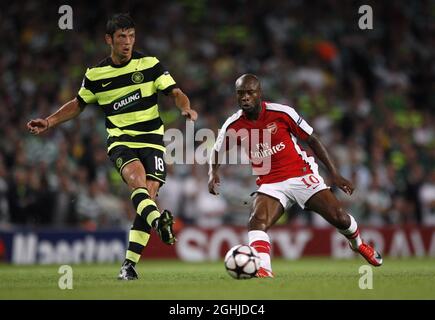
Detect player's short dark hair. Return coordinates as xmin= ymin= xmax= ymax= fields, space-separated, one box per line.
xmin=106 ymin=13 xmax=135 ymax=37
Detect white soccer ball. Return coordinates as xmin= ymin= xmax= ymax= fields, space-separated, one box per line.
xmin=224 ymin=244 xmax=261 ymax=279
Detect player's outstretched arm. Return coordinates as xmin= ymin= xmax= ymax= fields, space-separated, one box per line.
xmin=27 ymin=98 xmax=82 ymax=135
xmin=307 ymin=133 xmax=354 ymax=195
xmin=208 ymin=150 xmax=221 ymax=195
xmin=169 ymin=88 xmax=198 ymax=121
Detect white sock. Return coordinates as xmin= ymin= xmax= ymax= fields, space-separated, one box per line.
xmin=338 ymin=214 xmax=362 ymax=249
xmin=248 ymin=230 xmax=272 ymax=271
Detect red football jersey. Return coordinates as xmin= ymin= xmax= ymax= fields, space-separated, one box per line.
xmin=213 ymin=101 xmax=319 ymax=185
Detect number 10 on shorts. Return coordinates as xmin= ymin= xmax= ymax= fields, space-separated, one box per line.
xmin=301 ymin=174 xmax=320 ymax=188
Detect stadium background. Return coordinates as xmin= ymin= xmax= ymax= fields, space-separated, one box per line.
xmin=0 ymin=0 xmax=434 ymax=265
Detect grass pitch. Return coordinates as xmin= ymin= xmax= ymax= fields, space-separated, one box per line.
xmin=0 ymin=257 xmax=434 ymax=300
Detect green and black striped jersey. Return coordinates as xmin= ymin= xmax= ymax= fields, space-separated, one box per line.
xmin=77 ymin=51 xmax=176 ymax=153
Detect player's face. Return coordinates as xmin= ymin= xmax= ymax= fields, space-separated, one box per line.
xmin=109 ymin=28 xmax=135 ymax=60
xmin=236 ymin=82 xmax=261 ymax=113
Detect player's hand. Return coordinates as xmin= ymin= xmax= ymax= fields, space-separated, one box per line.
xmin=27 ymin=118 xmax=50 ymax=135
xmin=208 ymin=173 xmax=220 ymax=195
xmin=181 ymin=109 xmax=198 ymax=121
xmin=332 ymin=174 xmax=354 ymax=195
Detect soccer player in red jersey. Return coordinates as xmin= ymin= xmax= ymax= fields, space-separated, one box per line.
xmin=208 ymin=74 xmax=382 ymax=278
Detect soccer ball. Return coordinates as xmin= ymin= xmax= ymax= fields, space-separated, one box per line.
xmin=224 ymin=244 xmax=261 ymax=279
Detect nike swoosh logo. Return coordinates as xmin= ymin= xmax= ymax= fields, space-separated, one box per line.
xmin=154 ymin=173 xmax=164 ymax=176
xmin=312 ymin=185 xmax=319 ymax=189
xmin=102 ymin=82 xmax=112 ymax=87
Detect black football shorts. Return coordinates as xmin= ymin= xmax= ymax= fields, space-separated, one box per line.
xmin=108 ymin=146 xmax=166 ymax=185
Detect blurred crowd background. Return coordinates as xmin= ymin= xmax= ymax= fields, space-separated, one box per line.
xmin=0 ymin=0 xmax=433 ymax=230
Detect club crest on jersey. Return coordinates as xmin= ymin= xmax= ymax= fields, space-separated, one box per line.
xmin=116 ymin=157 xmax=123 ymax=169
xmin=131 ymin=71 xmax=144 ymax=84
xmin=266 ymin=122 xmax=278 ymax=134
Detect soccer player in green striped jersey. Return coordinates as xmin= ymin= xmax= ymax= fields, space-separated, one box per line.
xmin=27 ymin=13 xmax=198 ymax=280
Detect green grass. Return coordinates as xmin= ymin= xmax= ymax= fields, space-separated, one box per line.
xmin=1 ymin=258 xmax=434 ymax=300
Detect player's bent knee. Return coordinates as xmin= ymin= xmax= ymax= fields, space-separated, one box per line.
xmin=122 ymin=169 xmax=146 ymax=189
xmin=121 ymin=162 xmax=147 ymax=188
xmin=130 ymin=177 xmax=146 ymax=188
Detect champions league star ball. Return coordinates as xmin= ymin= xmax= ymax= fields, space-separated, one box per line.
xmin=224 ymin=245 xmax=261 ymax=279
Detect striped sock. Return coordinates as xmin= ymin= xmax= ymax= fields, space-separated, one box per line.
xmin=248 ymin=230 xmax=272 ymax=271
xmin=125 ymin=188 xmax=161 ymax=264
xmin=126 ymin=214 xmax=150 ymax=264
xmin=338 ymin=214 xmax=362 ymax=250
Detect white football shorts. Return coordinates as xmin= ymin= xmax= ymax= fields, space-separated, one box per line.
xmin=254 ymin=173 xmax=329 ymax=209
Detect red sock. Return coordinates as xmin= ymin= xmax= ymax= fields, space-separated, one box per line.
xmin=250 ymin=240 xmax=272 ymax=271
